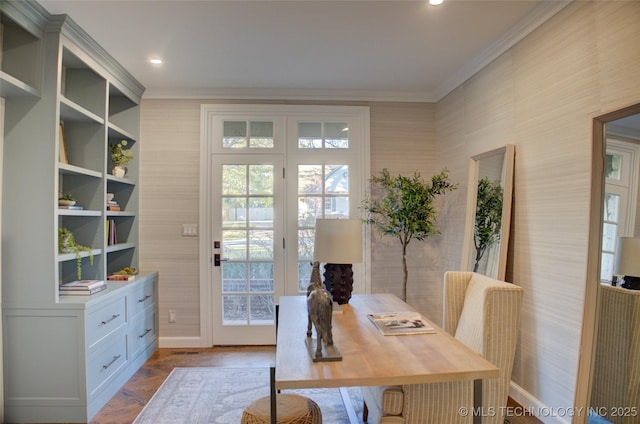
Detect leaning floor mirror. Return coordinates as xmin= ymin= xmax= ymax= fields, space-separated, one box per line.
xmin=461 ymin=145 xmax=515 ymax=280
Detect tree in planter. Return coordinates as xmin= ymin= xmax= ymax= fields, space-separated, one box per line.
xmin=59 ymin=227 xmax=94 ymax=280
xmin=473 ymin=177 xmax=504 ymax=273
xmin=362 ymin=168 xmax=457 ymax=302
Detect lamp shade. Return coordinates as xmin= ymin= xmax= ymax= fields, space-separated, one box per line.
xmin=314 ymin=219 xmax=363 ymax=264
xmin=615 ymin=237 xmax=640 ymax=277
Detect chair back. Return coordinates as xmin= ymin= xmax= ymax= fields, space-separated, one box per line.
xmin=444 ymin=271 xmax=524 ymax=424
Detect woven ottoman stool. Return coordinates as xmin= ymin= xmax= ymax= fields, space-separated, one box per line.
xmin=241 ymin=393 xmax=322 ymax=424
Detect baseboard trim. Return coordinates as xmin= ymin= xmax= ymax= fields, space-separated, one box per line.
xmin=159 ymin=336 xmax=207 ymax=348
xmin=509 ymin=382 xmax=570 ymax=424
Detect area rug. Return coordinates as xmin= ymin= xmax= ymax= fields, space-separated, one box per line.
xmin=132 ymin=367 xmax=363 ymax=424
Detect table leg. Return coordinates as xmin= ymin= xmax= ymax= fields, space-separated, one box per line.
xmin=473 ymin=379 xmax=482 ymax=424
xmin=270 ymin=367 xmax=276 ymax=424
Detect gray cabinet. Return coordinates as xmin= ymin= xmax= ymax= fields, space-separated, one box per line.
xmin=1 ymin=2 xmax=156 ymax=422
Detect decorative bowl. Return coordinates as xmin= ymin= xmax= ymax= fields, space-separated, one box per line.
xmin=59 ymin=199 xmax=76 ymax=206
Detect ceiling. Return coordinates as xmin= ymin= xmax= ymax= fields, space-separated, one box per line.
xmin=38 ymin=0 xmax=571 ymax=102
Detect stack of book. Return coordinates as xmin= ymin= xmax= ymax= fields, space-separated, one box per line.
xmin=107 ymin=199 xmax=121 ymax=211
xmin=59 ymin=279 xmax=106 ymax=296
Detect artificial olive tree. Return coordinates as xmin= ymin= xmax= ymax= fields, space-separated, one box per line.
xmin=362 ymin=168 xmax=457 ymax=302
xmin=473 ymin=177 xmax=504 ymax=272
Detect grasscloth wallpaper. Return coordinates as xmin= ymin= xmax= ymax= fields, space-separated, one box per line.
xmin=139 ymin=2 xmax=640 ymax=423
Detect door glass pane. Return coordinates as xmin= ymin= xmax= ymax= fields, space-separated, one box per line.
xmin=602 ymin=222 xmax=618 ymax=252
xmin=223 ymin=229 xmax=247 ymax=260
xmin=222 ymin=165 xmax=247 ymax=195
xmin=222 ymin=262 xmax=246 ymax=292
xmin=601 ymin=252 xmax=615 ymax=282
xmin=325 ymin=122 xmax=349 ymax=148
xmin=248 ymin=229 xmax=273 ymax=260
xmin=325 ymin=165 xmax=349 ymax=193
xmin=298 ymin=261 xmax=312 ymax=292
xmin=298 ymin=228 xmax=315 ymax=261
xmin=249 ymin=197 xmax=273 ymax=228
xmin=298 ymin=196 xmax=323 ymax=226
xmin=223 ymin=121 xmax=247 ymax=148
xmin=250 ymin=294 xmax=275 ymax=323
xmin=249 ymin=165 xmax=274 ymax=195
xmin=223 ymin=295 xmax=248 ymax=323
xmin=298 ymin=165 xmax=322 ymax=194
xmin=603 ymin=193 xmax=620 ymax=222
xmin=222 ymin=198 xmax=246 ymax=228
xmin=606 ymin=153 xmax=623 ymax=180
xmin=325 ymin=196 xmax=349 ymax=219
xmin=249 ymin=121 xmax=274 ymax=148
xmin=249 ymin=262 xmax=273 ymax=292
xmin=298 ymin=122 xmax=322 ymax=148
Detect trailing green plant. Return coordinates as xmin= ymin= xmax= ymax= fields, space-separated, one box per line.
xmin=361 ymin=168 xmax=457 ymax=302
xmin=473 ymin=177 xmax=504 ymax=272
xmin=58 ymin=227 xmax=94 ymax=280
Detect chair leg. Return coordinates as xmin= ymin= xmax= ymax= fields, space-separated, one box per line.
xmin=363 ymin=401 xmax=369 ymax=423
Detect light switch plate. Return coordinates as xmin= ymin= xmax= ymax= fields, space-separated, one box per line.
xmin=182 ymin=223 xmax=198 ymax=237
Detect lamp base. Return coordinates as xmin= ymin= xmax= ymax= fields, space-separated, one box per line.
xmin=621 ymin=275 xmax=640 ymax=290
xmin=323 ymin=263 xmax=354 ymax=305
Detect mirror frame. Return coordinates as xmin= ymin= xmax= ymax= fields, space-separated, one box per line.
xmin=575 ymin=102 xmax=640 ymax=416
xmin=461 ymin=144 xmax=515 ymax=281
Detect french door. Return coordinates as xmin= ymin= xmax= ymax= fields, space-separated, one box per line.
xmin=201 ymin=104 xmax=369 ymax=346
xmin=211 ymin=154 xmax=284 ymax=344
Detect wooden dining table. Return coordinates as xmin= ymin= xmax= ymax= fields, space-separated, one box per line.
xmin=272 ymin=293 xmax=499 ymax=424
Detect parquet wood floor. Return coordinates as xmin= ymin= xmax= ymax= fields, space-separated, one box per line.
xmin=89 ymin=346 xmax=541 ymax=424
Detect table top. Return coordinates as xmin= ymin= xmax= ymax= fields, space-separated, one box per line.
xmin=275 ymin=293 xmax=499 ymax=390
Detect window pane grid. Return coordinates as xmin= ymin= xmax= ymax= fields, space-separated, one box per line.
xmin=223 ymin=120 xmax=274 ymax=149
xmin=298 ymin=121 xmax=349 ymax=149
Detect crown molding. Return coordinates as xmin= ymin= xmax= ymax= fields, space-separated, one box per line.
xmin=433 ymin=0 xmax=573 ymax=101
xmin=142 ymin=87 xmax=437 ymax=103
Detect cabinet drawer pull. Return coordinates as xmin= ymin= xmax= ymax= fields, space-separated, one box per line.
xmin=139 ymin=328 xmax=152 ymax=338
xmin=102 ymin=354 xmax=121 ymax=369
xmin=101 ymin=314 xmax=120 ymax=325
xmin=138 ymin=294 xmax=152 ymax=303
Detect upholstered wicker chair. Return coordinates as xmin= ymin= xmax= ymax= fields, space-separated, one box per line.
xmin=361 ymin=271 xmax=524 ymax=424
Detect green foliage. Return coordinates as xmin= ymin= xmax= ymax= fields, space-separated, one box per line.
xmin=473 ymin=177 xmax=504 ymax=272
xmin=59 ymin=193 xmax=77 ymax=201
xmin=110 ymin=139 xmax=133 ymax=166
xmin=58 ymin=227 xmax=94 ymax=280
xmin=361 ymin=168 xmax=457 ymax=301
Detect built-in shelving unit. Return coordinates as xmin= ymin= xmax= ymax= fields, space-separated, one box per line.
xmin=1 ymin=2 xmax=156 ymax=422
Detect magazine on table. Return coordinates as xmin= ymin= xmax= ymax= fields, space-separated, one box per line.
xmin=367 ymin=311 xmax=436 ymax=336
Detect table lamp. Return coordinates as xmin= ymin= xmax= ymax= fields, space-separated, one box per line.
xmin=615 ymin=236 xmax=640 ymax=290
xmin=313 ymin=219 xmax=363 ymax=304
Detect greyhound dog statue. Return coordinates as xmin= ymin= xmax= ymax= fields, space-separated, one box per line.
xmin=306 ymin=261 xmax=334 ymax=358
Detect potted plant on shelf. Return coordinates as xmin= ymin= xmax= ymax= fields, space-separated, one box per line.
xmin=361 ymin=168 xmax=457 ymax=302
xmin=58 ymin=193 xmax=77 ymax=207
xmin=110 ymin=139 xmax=133 ymax=177
xmin=59 ymin=227 xmax=94 ymax=280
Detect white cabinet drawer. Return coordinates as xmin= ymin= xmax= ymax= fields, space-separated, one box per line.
xmin=128 ymin=308 xmax=156 ymax=360
xmin=127 ymin=278 xmax=156 ymax=319
xmin=86 ymin=297 xmax=127 ymax=349
xmin=87 ymin=331 xmax=127 ymax=397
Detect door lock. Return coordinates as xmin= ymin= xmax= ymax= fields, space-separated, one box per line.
xmin=214 ymin=253 xmax=229 ymax=267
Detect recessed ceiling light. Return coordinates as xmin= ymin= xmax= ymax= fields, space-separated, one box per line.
xmin=149 ymin=58 xmax=163 ymax=65
xmin=429 ymin=0 xmax=443 ymax=5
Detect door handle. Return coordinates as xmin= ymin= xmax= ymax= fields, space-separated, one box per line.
xmin=214 ymin=253 xmax=229 ymax=267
